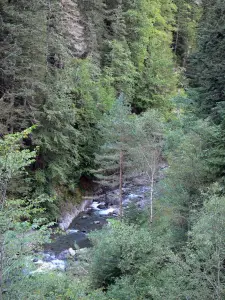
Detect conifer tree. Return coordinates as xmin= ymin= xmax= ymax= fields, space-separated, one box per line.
xmin=189 ymin=0 xmax=225 ymax=123
xmin=94 ymin=96 xmax=135 ymax=217
xmin=123 ymin=0 xmax=177 ymax=112
xmin=173 ymin=0 xmax=201 ymax=66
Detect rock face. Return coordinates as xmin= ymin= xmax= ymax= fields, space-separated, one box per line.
xmin=61 ymin=0 xmax=88 ymax=58
xmin=59 ymin=199 xmax=92 ymax=230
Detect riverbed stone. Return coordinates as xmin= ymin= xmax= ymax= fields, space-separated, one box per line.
xmin=68 ymin=248 xmax=76 ymax=256
xmin=105 ymin=193 xmax=120 ymax=205
xmin=97 ymin=203 xmax=107 ymax=209
xmin=58 ymin=250 xmax=70 ymax=260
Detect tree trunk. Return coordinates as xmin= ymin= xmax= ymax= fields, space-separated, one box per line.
xmin=150 ymin=172 xmax=154 ymax=224
xmin=119 ymin=150 xmax=123 ymax=220
xmin=0 ymin=243 xmax=3 ymax=300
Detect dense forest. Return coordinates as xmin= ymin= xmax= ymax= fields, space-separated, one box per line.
xmin=1 ymin=0 xmax=225 ymax=299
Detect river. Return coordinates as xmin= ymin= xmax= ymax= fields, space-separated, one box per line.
xmin=31 ymin=180 xmax=151 ymax=272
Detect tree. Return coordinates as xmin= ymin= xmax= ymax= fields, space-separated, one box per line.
xmin=160 ymin=186 xmax=225 ymax=300
xmin=0 ymin=128 xmax=35 ymax=297
xmin=94 ymin=97 xmax=135 ymax=218
xmin=186 ymin=187 xmax=225 ymax=299
xmin=130 ymin=110 xmax=164 ymax=223
xmin=70 ymin=58 xmax=115 ymax=178
xmin=0 ymin=129 xmax=57 ymax=299
xmin=89 ymin=220 xmax=173 ymax=299
xmin=160 ymin=95 xmax=225 ymax=246
xmin=173 ymin=0 xmax=201 ymax=66
xmin=188 ymin=0 xmax=225 ymax=123
xmin=0 ymin=0 xmax=47 ymax=133
xmin=123 ymin=0 xmax=177 ymax=112
xmin=104 ymin=40 xmax=136 ymax=100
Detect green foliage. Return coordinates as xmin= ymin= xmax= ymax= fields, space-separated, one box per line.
xmin=173 ymin=0 xmax=201 ymax=66
xmin=5 ymin=2 xmax=225 ymax=299
xmin=128 ymin=109 xmax=165 ymax=223
xmin=124 ymin=203 xmax=148 ymax=227
xmin=104 ymin=40 xmax=137 ymax=99
xmin=35 ymin=68 xmax=80 ymax=186
xmin=6 ymin=273 xmax=88 ymax=300
xmin=160 ymin=102 xmax=224 ymax=245
xmin=0 ymin=129 xmax=55 ymax=298
xmin=0 ymin=0 xmax=179 ymax=213
xmin=94 ymin=97 xmax=135 ymax=187
xmin=130 ymin=109 xmax=164 ymax=174
xmin=123 ymin=0 xmax=178 ymax=111
xmin=156 ymin=186 xmax=225 ymax=300
xmin=89 ymin=221 xmax=172 ymax=296
xmin=70 ymin=58 xmax=115 ymax=176
xmin=0 ymin=128 xmax=36 ymax=207
xmin=189 ymin=0 xmax=225 ymax=122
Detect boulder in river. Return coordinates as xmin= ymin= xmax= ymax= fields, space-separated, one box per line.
xmin=97 ymin=203 xmax=107 ymax=209
xmin=105 ymin=193 xmax=120 ymax=205
xmin=68 ymin=248 xmax=76 ymax=256
xmin=58 ymin=250 xmax=70 ymax=260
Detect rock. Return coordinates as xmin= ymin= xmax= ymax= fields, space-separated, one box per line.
xmin=128 ymin=193 xmax=140 ymax=199
xmin=31 ymin=259 xmax=66 ymax=274
xmin=33 ymin=258 xmax=38 ymax=263
xmin=43 ymin=254 xmax=55 ymax=262
xmin=105 ymin=193 xmax=120 ymax=205
xmin=98 ymin=207 xmax=116 ymax=216
xmin=59 ymin=199 xmax=92 ymax=230
xmin=75 ymin=247 xmax=88 ymax=256
xmin=82 ymin=215 xmax=88 ymax=219
xmin=94 ymin=221 xmax=100 ymax=225
xmin=132 ymin=176 xmax=149 ymax=186
xmin=86 ymin=208 xmax=94 ymax=215
xmin=68 ymin=248 xmax=76 ymax=256
xmin=91 ymin=201 xmax=100 ymax=210
xmin=66 ymin=229 xmax=79 ymax=234
xmin=58 ymin=250 xmax=70 ymax=260
xmin=97 ymin=204 xmax=107 ymax=209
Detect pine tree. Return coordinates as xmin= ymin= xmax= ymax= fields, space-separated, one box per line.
xmin=0 ymin=0 xmax=83 ymax=193
xmin=173 ymin=0 xmax=201 ymax=66
xmin=0 ymin=0 xmax=47 ymax=133
xmin=94 ymin=96 xmax=135 ymax=217
xmin=188 ymin=0 xmax=225 ymax=123
xmin=104 ymin=40 xmax=136 ymax=100
xmin=123 ymin=0 xmax=178 ymax=112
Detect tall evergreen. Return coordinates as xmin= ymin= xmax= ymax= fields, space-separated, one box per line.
xmin=0 ymin=0 xmax=47 ymax=133
xmin=94 ymin=97 xmax=135 ymax=217
xmin=173 ymin=0 xmax=200 ymax=66
xmin=0 ymin=0 xmax=82 ymax=193
xmin=123 ymin=0 xmax=178 ymax=112
xmin=188 ymin=0 xmax=225 ymax=123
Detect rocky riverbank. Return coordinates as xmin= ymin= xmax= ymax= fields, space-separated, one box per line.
xmin=31 ymin=176 xmax=156 ymax=273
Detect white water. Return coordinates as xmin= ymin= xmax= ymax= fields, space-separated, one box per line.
xmin=31 ymin=179 xmax=152 ymax=274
